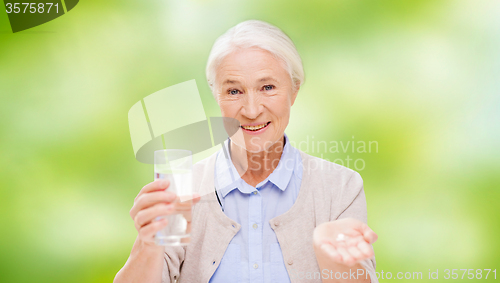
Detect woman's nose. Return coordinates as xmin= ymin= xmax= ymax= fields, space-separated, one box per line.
xmin=241 ymin=92 xmax=263 ymax=119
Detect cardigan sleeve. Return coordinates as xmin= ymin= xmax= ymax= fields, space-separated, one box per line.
xmin=161 ymin=246 xmax=187 ymax=283
xmin=336 ymin=171 xmax=378 ymax=283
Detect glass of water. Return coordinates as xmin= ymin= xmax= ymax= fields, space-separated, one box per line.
xmin=154 ymin=149 xmax=193 ymax=246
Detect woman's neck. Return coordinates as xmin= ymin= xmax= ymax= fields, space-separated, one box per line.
xmin=230 ymin=136 xmax=285 ymax=187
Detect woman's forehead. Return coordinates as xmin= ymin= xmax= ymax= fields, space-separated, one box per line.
xmin=221 ymin=49 xmax=279 ymax=68
xmin=215 ymin=48 xmax=289 ymax=84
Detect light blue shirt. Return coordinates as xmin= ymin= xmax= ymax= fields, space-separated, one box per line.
xmin=209 ymin=134 xmax=303 ymax=283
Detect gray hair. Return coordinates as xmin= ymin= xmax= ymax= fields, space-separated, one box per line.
xmin=206 ymin=20 xmax=305 ymax=96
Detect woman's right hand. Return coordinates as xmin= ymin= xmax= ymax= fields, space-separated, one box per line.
xmin=129 ymin=179 xmax=198 ymax=245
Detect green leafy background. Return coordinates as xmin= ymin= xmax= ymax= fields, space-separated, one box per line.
xmin=1 ymin=0 xmax=499 ymax=282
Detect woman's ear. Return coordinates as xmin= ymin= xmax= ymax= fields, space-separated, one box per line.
xmin=291 ymin=81 xmax=300 ymax=106
xmin=211 ymin=86 xmax=220 ymax=105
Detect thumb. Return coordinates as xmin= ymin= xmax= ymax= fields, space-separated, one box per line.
xmin=192 ymin=193 xmax=201 ymax=204
xmin=361 ymin=223 xmax=378 ymax=244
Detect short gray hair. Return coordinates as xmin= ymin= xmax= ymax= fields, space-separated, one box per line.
xmin=206 ymin=20 xmax=304 ymax=95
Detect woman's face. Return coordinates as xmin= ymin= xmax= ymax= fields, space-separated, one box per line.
xmin=214 ymin=47 xmax=299 ymax=153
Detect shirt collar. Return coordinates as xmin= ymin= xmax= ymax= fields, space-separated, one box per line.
xmin=215 ymin=134 xmax=295 ymax=198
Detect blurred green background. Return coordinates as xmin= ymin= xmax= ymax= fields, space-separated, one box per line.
xmin=1 ymin=0 xmax=499 ymax=282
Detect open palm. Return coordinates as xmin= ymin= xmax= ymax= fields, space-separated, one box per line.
xmin=313 ymin=218 xmax=378 ymax=267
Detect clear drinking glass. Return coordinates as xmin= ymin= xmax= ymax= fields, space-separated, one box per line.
xmin=154 ymin=149 xmax=193 ymax=246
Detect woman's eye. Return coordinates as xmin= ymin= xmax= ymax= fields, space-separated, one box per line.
xmin=263 ymin=85 xmax=275 ymax=91
xmin=228 ymin=89 xmax=240 ymax=95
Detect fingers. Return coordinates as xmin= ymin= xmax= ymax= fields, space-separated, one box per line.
xmin=130 ymin=190 xmax=177 ymax=219
xmin=130 ymin=180 xmax=200 ymax=244
xmin=357 ymin=241 xmax=374 ymax=258
xmin=347 ymin=245 xmax=365 ymax=260
xmin=323 ymin=237 xmax=373 ymax=267
xmin=364 ymin=230 xmax=378 ymax=244
xmin=134 ymin=179 xmax=171 ymax=202
xmin=320 ymin=241 xmax=363 ymax=267
xmin=321 ymin=243 xmax=342 ymax=262
xmin=313 ymin=219 xmax=377 ymax=268
xmin=336 ymin=246 xmax=356 ymax=266
xmin=134 ymin=203 xmax=175 ymax=229
xmin=360 ymin=223 xmax=378 ymax=244
xmin=139 ymin=218 xmax=169 ymax=243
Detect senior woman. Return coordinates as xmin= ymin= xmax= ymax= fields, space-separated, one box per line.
xmin=115 ymin=20 xmax=378 ymax=283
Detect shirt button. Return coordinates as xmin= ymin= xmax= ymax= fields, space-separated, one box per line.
xmin=288 ymin=259 xmax=293 ymax=265
xmin=253 ymin=263 xmax=259 ymax=269
xmin=274 ymin=221 xmax=280 ymax=226
xmin=252 ymin=223 xmax=258 ymax=229
xmin=253 ymin=191 xmax=258 ymax=195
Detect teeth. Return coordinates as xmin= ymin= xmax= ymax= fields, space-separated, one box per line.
xmin=242 ymin=122 xmax=269 ymax=131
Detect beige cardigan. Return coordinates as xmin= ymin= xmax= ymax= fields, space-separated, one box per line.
xmin=162 ymin=150 xmax=377 ymax=283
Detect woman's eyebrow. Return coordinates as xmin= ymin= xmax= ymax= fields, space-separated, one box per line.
xmin=258 ymin=76 xmax=278 ymax=83
xmin=222 ymin=79 xmax=239 ymax=86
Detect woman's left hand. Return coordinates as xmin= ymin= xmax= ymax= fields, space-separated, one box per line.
xmin=313 ymin=218 xmax=378 ymax=267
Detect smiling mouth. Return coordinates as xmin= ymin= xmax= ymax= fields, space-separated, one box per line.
xmin=241 ymin=121 xmax=271 ymax=131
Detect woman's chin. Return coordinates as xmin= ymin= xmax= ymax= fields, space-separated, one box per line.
xmin=232 ymin=141 xmax=266 ymax=153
